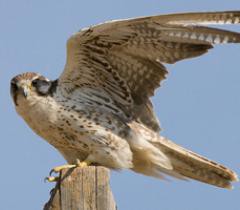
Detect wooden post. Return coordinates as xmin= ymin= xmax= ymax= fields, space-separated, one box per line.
xmin=44 ymin=166 xmax=117 ymax=210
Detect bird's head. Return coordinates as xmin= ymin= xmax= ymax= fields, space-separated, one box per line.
xmin=10 ymin=72 xmax=56 ymax=106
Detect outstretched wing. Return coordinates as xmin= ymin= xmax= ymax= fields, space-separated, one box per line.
xmin=59 ymin=11 xmax=240 ymax=132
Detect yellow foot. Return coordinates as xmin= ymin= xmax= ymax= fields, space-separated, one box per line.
xmin=49 ymin=164 xmax=77 ymax=176
xmin=44 ymin=176 xmax=59 ymax=182
xmin=76 ymin=159 xmax=90 ymax=168
xmin=44 ymin=164 xmax=76 ymax=182
xmin=46 ymin=160 xmax=91 ymax=181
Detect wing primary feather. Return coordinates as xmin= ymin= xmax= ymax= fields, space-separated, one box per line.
xmin=154 ymin=11 xmax=240 ymax=25
xmin=158 ymin=24 xmax=240 ymax=44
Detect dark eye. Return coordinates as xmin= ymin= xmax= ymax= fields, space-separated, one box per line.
xmin=32 ymin=79 xmax=39 ymax=87
xmin=32 ymin=79 xmax=51 ymax=95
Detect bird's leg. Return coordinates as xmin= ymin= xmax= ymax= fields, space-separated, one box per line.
xmin=45 ymin=159 xmax=92 ymax=182
xmin=75 ymin=158 xmax=91 ymax=167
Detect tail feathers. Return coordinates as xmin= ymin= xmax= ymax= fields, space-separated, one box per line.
xmin=133 ymin=162 xmax=187 ymax=181
xmin=150 ymin=137 xmax=238 ymax=189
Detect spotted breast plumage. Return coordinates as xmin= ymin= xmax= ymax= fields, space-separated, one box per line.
xmin=11 ymin=11 xmax=240 ymax=188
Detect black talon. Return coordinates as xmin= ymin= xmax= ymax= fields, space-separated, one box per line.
xmin=44 ymin=177 xmax=49 ymax=183
xmin=49 ymin=169 xmax=56 ymax=176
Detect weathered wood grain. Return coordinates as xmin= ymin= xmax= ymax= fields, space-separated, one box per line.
xmin=44 ymin=166 xmax=117 ymax=210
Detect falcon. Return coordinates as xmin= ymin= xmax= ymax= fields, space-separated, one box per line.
xmin=11 ymin=11 xmax=239 ymax=189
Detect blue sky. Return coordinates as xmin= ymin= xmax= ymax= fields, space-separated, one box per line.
xmin=0 ymin=1 xmax=240 ymax=210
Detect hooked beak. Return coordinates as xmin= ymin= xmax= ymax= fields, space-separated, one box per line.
xmin=22 ymin=85 xmax=30 ymax=97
